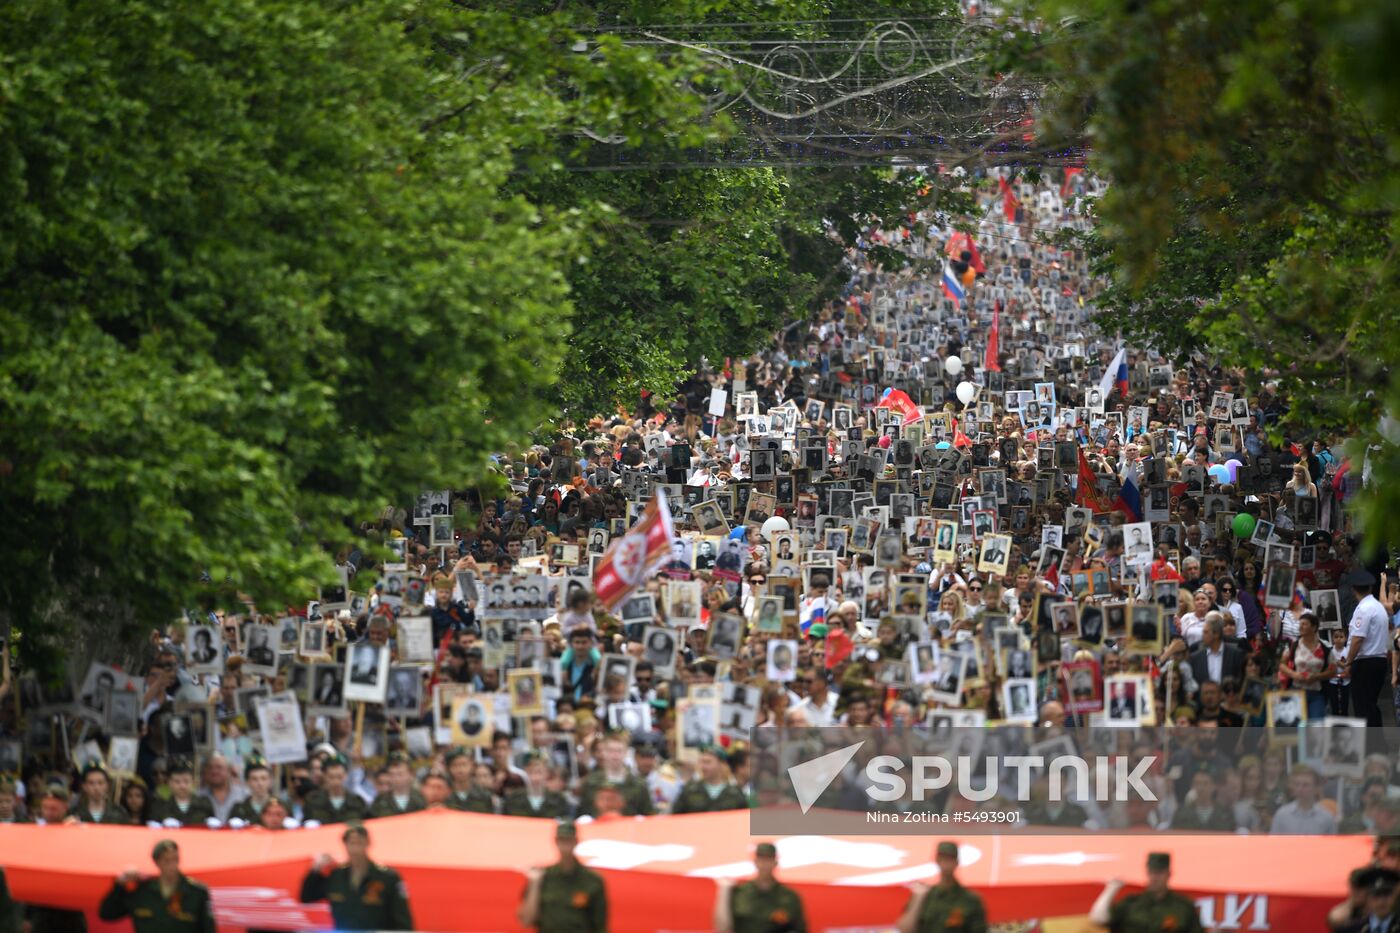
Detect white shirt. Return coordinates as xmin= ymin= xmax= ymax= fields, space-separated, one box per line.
xmin=793 ymin=691 xmax=840 ymax=727
xmin=1270 ymin=799 xmax=1337 ymax=835
xmin=1348 ymin=594 xmax=1391 ymax=659
xmin=1179 ymin=612 xmax=1207 ymax=647
xmin=1205 ymin=646 xmax=1223 ymax=684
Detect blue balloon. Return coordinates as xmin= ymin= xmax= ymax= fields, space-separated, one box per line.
xmin=936 ymin=441 xmax=952 ymax=449
xmin=1208 ymin=464 xmax=1231 ymax=485
xmin=728 ymin=526 xmax=748 ymax=541
xmin=881 ymin=387 xmax=893 ymax=398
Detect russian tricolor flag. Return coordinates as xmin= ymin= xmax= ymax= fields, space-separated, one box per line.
xmin=1113 ymin=464 xmax=1143 ymax=522
xmin=941 ymin=262 xmax=966 ymax=305
xmin=800 ymin=597 xmax=826 ymax=637
xmin=1100 ymin=346 xmax=1128 ymax=400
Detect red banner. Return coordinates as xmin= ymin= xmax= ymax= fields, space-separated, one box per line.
xmin=592 ymin=489 xmax=675 ymax=611
xmin=0 ymin=812 xmax=1363 ymax=933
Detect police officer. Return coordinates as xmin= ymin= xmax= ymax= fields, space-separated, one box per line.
xmin=1342 ymin=569 xmax=1389 ymax=728
xmin=713 ymin=842 xmax=806 ymax=933
xmin=895 ymin=841 xmax=987 ymax=933
xmin=302 ymin=754 xmax=369 ymax=824
xmin=98 ymin=840 xmax=215 ymax=933
xmin=670 ymin=746 xmax=748 ymax=815
xmin=299 ymin=823 xmax=414 ymax=930
xmin=518 ymin=821 xmax=607 ymax=933
xmin=1089 ymin=852 xmax=1202 ymax=932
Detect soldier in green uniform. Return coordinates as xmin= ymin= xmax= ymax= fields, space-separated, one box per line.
xmin=714 ymin=842 xmax=807 ymax=933
xmin=71 ymin=763 xmax=130 ymax=825
xmin=302 ymin=754 xmax=369 ymax=824
xmin=1168 ymin=765 xmax=1236 ymax=832
xmin=518 ymin=821 xmax=607 ymax=933
xmin=368 ymin=752 xmax=427 ymax=818
xmin=671 ymin=746 xmax=748 ymax=815
xmin=299 ymin=823 xmax=414 ymax=930
xmin=98 ymin=840 xmax=216 ymax=933
xmin=576 ymin=732 xmax=653 ymax=817
xmin=147 ymin=762 xmax=215 ymax=827
xmin=895 ymin=841 xmax=987 ymax=933
xmin=228 ymin=756 xmax=278 ymax=825
xmin=443 ymin=748 xmax=496 ymax=813
xmin=1089 ymin=852 xmax=1203 ymax=933
xmin=502 ymin=753 xmax=570 ymax=819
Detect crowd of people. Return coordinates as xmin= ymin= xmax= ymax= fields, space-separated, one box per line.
xmin=2 ymin=169 xmax=1399 ymax=927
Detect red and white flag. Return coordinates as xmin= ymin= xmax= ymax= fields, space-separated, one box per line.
xmin=592 ymin=489 xmax=676 ymax=611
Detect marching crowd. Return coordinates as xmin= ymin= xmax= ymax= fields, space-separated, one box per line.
xmin=2 ymin=170 xmax=1400 ymax=930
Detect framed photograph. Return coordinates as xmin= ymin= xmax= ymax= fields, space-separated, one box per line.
xmin=1310 ymin=589 xmax=1342 ymax=629
xmin=1050 ymin=601 xmax=1081 ymax=639
xmin=1001 ymin=678 xmax=1036 ymax=723
xmin=255 ymin=691 xmax=308 ymax=765
xmin=608 ymin=701 xmax=651 ymax=735
xmin=933 ymin=520 xmax=959 ymax=563
xmin=163 ymin=712 xmax=197 ymax=759
xmin=752 ymin=595 xmax=785 ymax=634
xmin=1127 ymin=603 xmax=1163 ymax=654
xmin=507 ymin=668 xmax=545 ymax=717
xmin=384 ymin=666 xmax=423 ymax=717
xmin=929 ymin=648 xmax=967 ymax=707
xmin=597 ymin=654 xmax=636 ymax=692
xmin=298 ymin=621 xmax=330 ymax=661
xmin=1122 ymin=522 xmax=1154 ymax=567
xmin=909 ymin=641 xmax=939 ymax=685
xmin=707 ymin=612 xmax=744 ymax=661
xmin=235 ymin=684 xmax=269 ymax=717
xmin=276 ymin=616 xmax=301 ymax=656
xmin=396 ymin=616 xmax=434 ymax=664
xmin=620 ymin=593 xmax=657 ymax=629
xmin=641 ymin=625 xmax=680 ymax=677
xmin=1319 ymin=717 xmax=1366 ymax=779
xmin=241 ymin=624 xmax=279 ymax=678
xmin=343 ymin=643 xmax=390 ymax=704
xmin=675 ymin=697 xmax=720 ymax=762
xmin=106 ymin=735 xmax=139 ymax=778
xmin=450 ymin=694 xmax=493 ymax=747
xmin=1062 ymin=659 xmax=1103 ymax=714
xmin=1267 ymin=689 xmax=1307 ymax=740
xmin=430 ymin=513 xmax=456 ymax=548
xmin=766 ymin=639 xmax=799 ymax=682
xmin=977 ymin=534 xmax=1012 ymax=577
xmin=186 ymin=625 xmax=224 ymax=675
xmin=1239 ymin=677 xmax=1269 ymax=717
xmin=105 ymin=689 xmax=141 ymax=738
xmin=1264 ymin=564 xmax=1297 ymax=610
xmin=308 ymin=663 xmax=347 ymax=717
xmin=432 ymin=682 xmax=470 ymax=746
xmin=1105 ymin=674 xmax=1147 ymax=727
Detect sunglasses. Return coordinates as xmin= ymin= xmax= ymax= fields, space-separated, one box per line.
xmin=969 ymin=586 xmax=983 ymax=592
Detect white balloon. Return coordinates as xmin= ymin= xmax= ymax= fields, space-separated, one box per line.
xmin=761 ymin=516 xmax=791 ymax=542
xmin=944 ymin=356 xmax=963 ymax=376
xmin=956 ymin=381 xmax=977 ymax=405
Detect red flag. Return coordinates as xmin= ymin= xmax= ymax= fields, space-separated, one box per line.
xmin=998 ymin=176 xmax=1020 ymax=223
xmin=1060 ymin=167 xmax=1084 ymax=199
xmin=965 ymin=235 xmax=985 ymax=274
xmin=825 ymin=628 xmax=853 ymax=670
xmin=950 ymin=417 xmax=973 ymax=448
xmin=1075 ymin=448 xmax=1106 ymax=511
xmin=985 ymin=300 xmax=1001 ymax=372
xmin=592 ymin=489 xmax=676 ymax=611
xmin=876 ymin=389 xmax=922 ymax=425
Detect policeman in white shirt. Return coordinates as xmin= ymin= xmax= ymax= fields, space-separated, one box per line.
xmin=1343 ymin=569 xmax=1391 ymax=728
xmin=791 ymin=669 xmax=840 ymax=727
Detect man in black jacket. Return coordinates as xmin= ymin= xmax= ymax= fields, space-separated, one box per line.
xmin=1187 ymin=616 xmax=1245 ymax=694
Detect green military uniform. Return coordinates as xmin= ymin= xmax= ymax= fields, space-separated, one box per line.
xmin=1107 ymin=890 xmax=1203 ymax=932
xmin=147 ymin=796 xmax=216 ymax=827
xmin=729 ymin=879 xmax=807 ymax=933
xmin=576 ymin=770 xmax=653 ymax=817
xmin=299 ymin=862 xmax=414 ymax=931
xmin=228 ymin=796 xmax=276 ymax=825
xmin=72 ymin=802 xmax=132 ymax=825
xmin=98 ymin=875 xmax=215 ymax=933
xmin=1170 ymin=805 xmax=1235 ymax=832
xmin=1 ymin=868 xmax=20 ymax=933
xmin=444 ymin=787 xmax=496 ymax=814
xmin=669 ymin=780 xmax=748 ymax=815
xmin=302 ymin=789 xmax=369 ymax=824
xmin=502 ymin=789 xmax=569 ymax=819
xmin=533 ymin=863 xmax=607 ymax=933
xmin=368 ymin=789 xmax=427 ymax=819
xmin=911 ymin=880 xmax=987 ymax=933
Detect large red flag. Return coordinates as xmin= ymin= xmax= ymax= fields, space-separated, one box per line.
xmin=592 ymin=489 xmax=676 ymax=611
xmin=985 ymin=300 xmax=1001 ymax=372
xmin=876 ymin=389 xmax=922 ymax=425
xmin=997 ymin=175 xmax=1020 ymax=223
xmin=1075 ymin=448 xmax=1107 ymax=512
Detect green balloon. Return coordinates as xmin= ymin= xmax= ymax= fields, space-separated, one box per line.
xmin=1232 ymin=513 xmax=1257 ymax=539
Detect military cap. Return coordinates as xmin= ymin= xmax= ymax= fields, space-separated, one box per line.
xmin=754 ymin=842 xmax=777 ymax=859
xmin=342 ymin=822 xmax=370 ymax=842
xmin=1147 ymin=852 xmax=1171 ymax=871
xmin=555 ymin=820 xmax=578 ymax=840
xmin=1357 ymin=867 xmax=1400 ymax=895
xmin=936 ymin=841 xmax=959 ymax=859
xmin=152 ymin=840 xmax=179 ymax=861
